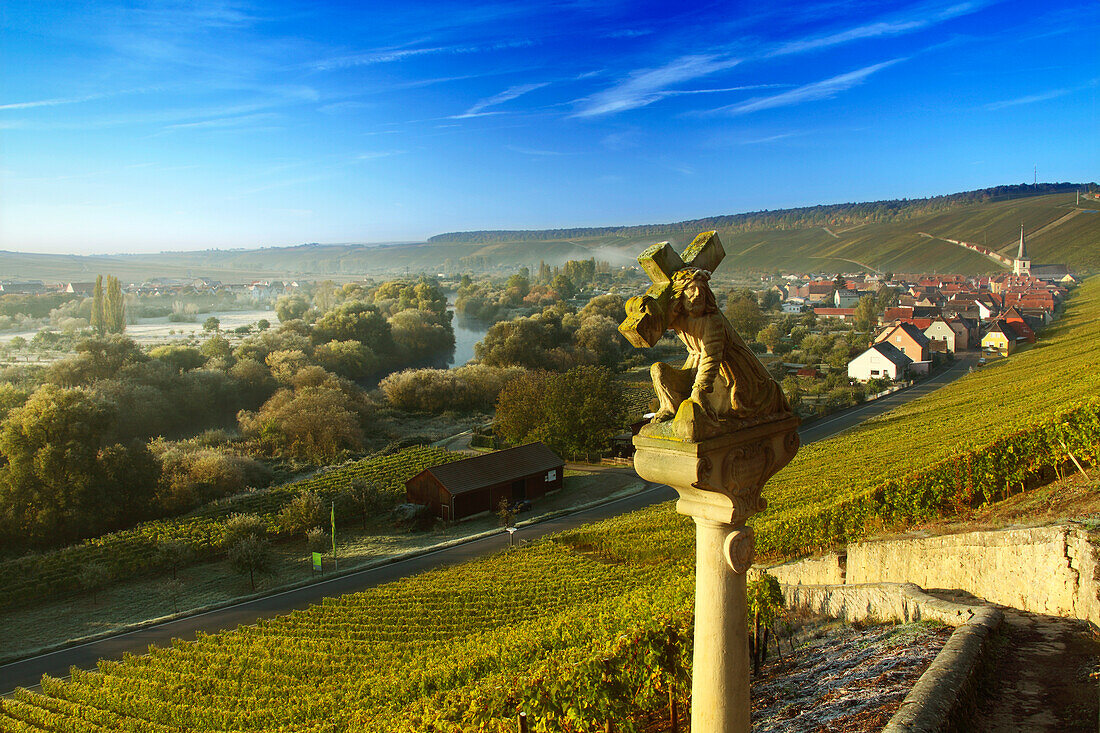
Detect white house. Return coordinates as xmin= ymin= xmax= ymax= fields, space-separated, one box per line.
xmin=833 ymin=289 xmax=865 ymax=308
xmin=923 ymin=318 xmax=963 ymax=353
xmin=847 ymin=342 xmax=912 ymax=382
xmin=781 ymin=297 xmax=807 ymax=314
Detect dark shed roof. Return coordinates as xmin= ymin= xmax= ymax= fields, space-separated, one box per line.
xmin=414 ymin=442 xmax=563 ymax=496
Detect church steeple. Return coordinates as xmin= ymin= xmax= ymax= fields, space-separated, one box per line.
xmin=1013 ymin=223 xmax=1031 ymax=276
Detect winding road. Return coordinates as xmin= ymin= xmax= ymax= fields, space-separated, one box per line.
xmin=0 ymin=354 xmax=976 ymax=695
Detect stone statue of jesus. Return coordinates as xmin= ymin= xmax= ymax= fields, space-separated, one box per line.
xmin=650 ymin=267 xmax=790 ymax=425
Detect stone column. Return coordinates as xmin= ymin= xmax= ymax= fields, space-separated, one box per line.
xmin=633 ymin=417 xmax=799 ymax=733
xmin=692 ymin=519 xmax=751 ymax=731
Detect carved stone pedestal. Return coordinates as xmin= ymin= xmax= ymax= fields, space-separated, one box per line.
xmin=633 ymin=415 xmax=800 ymax=733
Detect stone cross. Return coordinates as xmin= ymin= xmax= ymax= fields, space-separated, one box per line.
xmin=620 ymin=232 xmax=800 ymax=733
xmin=619 ymin=231 xmax=725 ymax=349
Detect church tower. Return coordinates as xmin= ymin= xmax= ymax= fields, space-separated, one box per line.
xmin=1013 ymin=224 xmax=1031 ymax=276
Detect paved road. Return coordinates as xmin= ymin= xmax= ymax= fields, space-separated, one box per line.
xmin=0 ymin=355 xmax=976 ymax=694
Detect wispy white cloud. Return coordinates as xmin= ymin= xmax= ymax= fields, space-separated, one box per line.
xmin=740 ymin=131 xmax=803 ymax=144
xmin=712 ymin=59 xmax=904 ymax=116
xmin=771 ymin=1 xmax=993 ymax=57
xmin=0 ymin=88 xmax=149 ymax=111
xmin=164 ymin=112 xmax=279 ymax=130
xmin=572 ymin=54 xmax=742 ymax=117
xmin=453 ymin=82 xmax=550 ymax=119
xmin=310 ymin=39 xmax=533 ymax=72
xmin=984 ymin=80 xmax=1097 ymax=110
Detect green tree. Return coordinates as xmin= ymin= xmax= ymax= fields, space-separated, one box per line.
xmin=157 ymin=538 xmax=195 ymax=580
xmin=494 ymin=366 xmax=627 ymax=456
xmin=390 ymin=309 xmax=454 ymax=361
xmin=201 ymin=335 xmax=233 ymax=364
xmin=747 ymin=572 xmax=785 ymax=672
xmin=574 ymin=315 xmax=625 ymax=369
xmin=579 ymin=294 xmax=625 ymax=322
xmin=551 ymin=273 xmax=577 ymax=300
xmin=313 ymin=340 xmax=378 ymax=379
xmin=853 ymin=295 xmax=877 ymax=333
xmin=725 ymin=290 xmax=764 ymax=339
xmin=757 ymin=323 xmax=783 ymax=353
xmin=340 ymin=479 xmax=391 ymax=529
xmin=90 ymin=275 xmax=106 ymax=336
xmin=759 ymin=289 xmax=782 ymax=311
xmin=238 ymin=382 xmax=364 ymax=463
xmin=312 ymin=301 xmax=393 ymax=354
xmin=228 ymin=535 xmax=274 ymax=591
xmin=781 ymin=376 xmax=803 ymax=409
xmin=203 ymin=316 xmax=221 ymax=333
xmin=506 ymin=273 xmax=530 ymax=301
xmin=275 ymin=295 xmax=310 ymax=323
xmin=148 ymin=344 xmax=205 ymax=373
xmin=106 ymin=275 xmax=125 ymax=334
xmin=80 ymin=562 xmax=111 ymax=606
xmin=0 ymin=385 xmax=159 ymax=547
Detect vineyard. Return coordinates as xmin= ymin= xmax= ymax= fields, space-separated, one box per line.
xmin=0 ymin=446 xmax=465 ymax=612
xmin=1 ymin=543 xmax=693 ymax=733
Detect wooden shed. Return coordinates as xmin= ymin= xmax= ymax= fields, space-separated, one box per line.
xmin=405 ymin=442 xmax=564 ymax=521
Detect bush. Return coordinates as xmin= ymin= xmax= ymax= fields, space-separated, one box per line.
xmin=379 ymin=364 xmax=526 ymax=413
xmin=223 ymin=513 xmax=268 ymax=546
xmin=278 ymin=491 xmax=324 ymax=537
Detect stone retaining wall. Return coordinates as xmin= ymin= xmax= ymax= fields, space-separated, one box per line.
xmin=758 ymin=524 xmax=1100 ymax=626
xmin=847 ymin=525 xmax=1099 ymax=625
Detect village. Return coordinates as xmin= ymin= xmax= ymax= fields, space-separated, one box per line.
xmin=0 ymin=277 xmax=301 ymax=302
xmin=769 ymin=227 xmax=1075 ymax=385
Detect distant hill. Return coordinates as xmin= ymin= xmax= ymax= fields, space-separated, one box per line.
xmin=428 ymin=183 xmax=1085 ymax=243
xmin=425 ymin=184 xmax=1100 ymax=276
xmin=2 ymin=183 xmax=1098 ymax=282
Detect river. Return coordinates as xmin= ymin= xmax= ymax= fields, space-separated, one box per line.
xmin=0 ymin=303 xmax=492 ymax=369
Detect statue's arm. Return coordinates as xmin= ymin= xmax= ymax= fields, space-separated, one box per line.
xmin=692 ymin=316 xmax=724 ymax=394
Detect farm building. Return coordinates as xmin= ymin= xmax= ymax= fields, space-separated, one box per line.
xmin=405 ymin=442 xmax=564 ymax=521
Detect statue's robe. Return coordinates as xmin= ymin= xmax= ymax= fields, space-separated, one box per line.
xmin=657 ymin=307 xmax=790 ymax=420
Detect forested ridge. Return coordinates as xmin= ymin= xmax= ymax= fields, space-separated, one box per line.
xmin=429 ymin=183 xmax=1090 ymax=243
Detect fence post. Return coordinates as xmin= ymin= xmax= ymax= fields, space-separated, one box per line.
xmin=518 ymin=711 xmax=528 ymax=733
xmin=670 ymin=685 xmax=679 ymax=733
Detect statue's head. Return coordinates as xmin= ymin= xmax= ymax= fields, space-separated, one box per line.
xmin=671 ymin=267 xmax=716 ymax=317
xmin=620 ymin=292 xmax=667 ymax=348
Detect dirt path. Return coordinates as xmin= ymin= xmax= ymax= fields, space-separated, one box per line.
xmin=928 ymin=589 xmax=1100 ymax=731
xmin=972 ymin=606 xmax=1099 ymax=731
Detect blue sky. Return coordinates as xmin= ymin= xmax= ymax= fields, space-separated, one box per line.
xmin=1 ymin=0 xmax=1097 ymax=253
